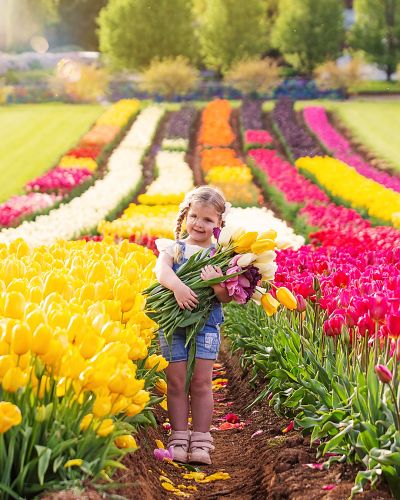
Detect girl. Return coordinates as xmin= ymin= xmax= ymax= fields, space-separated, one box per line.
xmin=155 ymin=186 xmax=232 ymax=465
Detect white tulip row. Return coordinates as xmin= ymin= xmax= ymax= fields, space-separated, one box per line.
xmin=0 ymin=105 xmax=166 ymax=246
xmin=145 ymin=151 xmax=194 ymax=196
xmin=161 ymin=138 xmax=189 ymax=151
xmin=227 ymin=207 xmax=305 ymax=250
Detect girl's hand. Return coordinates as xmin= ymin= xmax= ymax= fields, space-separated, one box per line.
xmin=173 ymin=282 xmax=198 ymax=310
xmin=200 ymin=265 xmax=223 ymax=281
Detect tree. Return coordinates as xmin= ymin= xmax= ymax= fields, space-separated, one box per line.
xmin=98 ymin=0 xmax=198 ymax=70
xmin=46 ymin=0 xmax=108 ymax=51
xmin=350 ymin=0 xmax=400 ymax=81
xmin=272 ymin=0 xmax=344 ymax=75
xmin=198 ymin=0 xmax=267 ymax=74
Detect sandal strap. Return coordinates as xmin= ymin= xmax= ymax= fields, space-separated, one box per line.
xmin=191 ymin=441 xmax=215 ymax=451
xmin=168 ymin=437 xmax=189 ymax=446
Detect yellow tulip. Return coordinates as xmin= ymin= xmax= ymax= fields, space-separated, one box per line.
xmin=64 ymin=459 xmax=83 ymax=468
xmin=261 ymin=293 xmax=280 ymax=316
xmin=31 ymin=324 xmax=53 ymax=355
xmin=125 ymin=403 xmax=143 ymax=417
xmin=131 ymin=389 xmax=150 ymax=406
xmin=11 ymin=322 xmax=31 ymax=355
xmin=258 ymin=230 xmax=277 ymax=240
xmin=115 ymin=434 xmax=137 ymax=449
xmin=0 ymin=355 xmax=14 ymax=378
xmin=276 ymin=287 xmax=297 ymax=310
xmin=80 ymin=413 xmax=94 ymax=431
xmin=114 ymin=280 xmax=135 ymax=313
xmin=155 ymin=378 xmax=168 ymax=395
xmin=2 ymin=366 xmax=27 ymax=392
xmin=0 ymin=401 xmax=22 ymax=433
xmin=93 ymin=395 xmax=112 ymax=418
xmin=234 ymin=232 xmax=258 ymax=253
xmin=250 ymin=239 xmax=277 ymax=254
xmin=25 ymin=309 xmax=46 ymax=331
xmin=4 ymin=292 xmax=26 ymax=319
xmin=145 ymin=354 xmax=169 ymax=371
xmin=96 ymin=418 xmax=114 ymax=437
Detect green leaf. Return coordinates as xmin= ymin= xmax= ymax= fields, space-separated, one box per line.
xmin=34 ymin=445 xmax=52 ymax=485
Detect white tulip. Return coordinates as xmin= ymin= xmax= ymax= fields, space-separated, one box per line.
xmin=254 ymin=250 xmax=276 ymax=265
xmin=218 ymin=225 xmax=238 ymax=246
xmin=236 ymin=253 xmax=256 ymax=267
xmin=260 ymin=261 xmax=278 ymax=281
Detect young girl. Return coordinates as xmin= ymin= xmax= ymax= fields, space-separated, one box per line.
xmin=155 ymin=186 xmax=232 ymax=465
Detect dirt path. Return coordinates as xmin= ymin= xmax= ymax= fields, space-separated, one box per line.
xmin=110 ymin=339 xmax=391 ymax=500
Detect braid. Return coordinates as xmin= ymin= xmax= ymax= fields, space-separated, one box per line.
xmin=174 ymin=207 xmax=188 ymax=263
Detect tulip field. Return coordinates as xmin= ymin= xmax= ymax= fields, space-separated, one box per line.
xmin=1 ymin=96 xmax=400 ymax=498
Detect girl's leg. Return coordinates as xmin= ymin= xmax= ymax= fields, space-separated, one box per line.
xmin=189 ymin=358 xmax=215 ymax=432
xmin=166 ymin=361 xmax=190 ymax=430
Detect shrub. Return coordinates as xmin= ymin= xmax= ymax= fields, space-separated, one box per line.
xmin=49 ymin=60 xmax=109 ymax=103
xmin=224 ymin=58 xmax=282 ymax=96
xmin=314 ymin=58 xmax=362 ymax=93
xmin=138 ymin=57 xmax=199 ymax=100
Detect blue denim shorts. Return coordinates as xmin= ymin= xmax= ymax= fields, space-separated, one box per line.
xmin=158 ymin=326 xmax=221 ymax=362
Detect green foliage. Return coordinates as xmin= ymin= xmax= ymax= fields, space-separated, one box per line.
xmin=224 ymin=58 xmax=282 ymax=96
xmin=350 ymin=0 xmax=400 ymax=81
xmin=46 ymin=0 xmax=108 ymax=51
xmin=98 ymin=0 xmax=198 ymax=70
xmin=272 ymin=0 xmax=344 ymax=75
xmin=139 ymin=57 xmax=199 ymax=99
xmin=223 ymin=300 xmax=400 ymax=496
xmin=198 ymin=0 xmax=267 ymax=73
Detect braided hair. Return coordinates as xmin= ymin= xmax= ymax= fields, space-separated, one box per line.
xmin=173 ymin=186 xmax=227 ymax=263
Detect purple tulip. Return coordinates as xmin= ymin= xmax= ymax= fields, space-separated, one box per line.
xmin=153 ymin=446 xmax=174 ymax=461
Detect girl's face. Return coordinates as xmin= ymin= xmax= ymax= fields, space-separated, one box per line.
xmin=186 ymin=201 xmax=221 ymax=246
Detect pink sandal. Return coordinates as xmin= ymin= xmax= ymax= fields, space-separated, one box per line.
xmin=167 ymin=430 xmax=190 ymax=463
xmin=189 ymin=431 xmax=215 ymax=465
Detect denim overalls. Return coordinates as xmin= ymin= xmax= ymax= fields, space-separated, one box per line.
xmin=158 ymin=241 xmax=223 ymax=362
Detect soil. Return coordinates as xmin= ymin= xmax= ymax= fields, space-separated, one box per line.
xmin=63 ymin=339 xmax=390 ymax=500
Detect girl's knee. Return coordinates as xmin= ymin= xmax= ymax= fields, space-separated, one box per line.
xmin=167 ymin=373 xmax=186 ymax=395
xmin=190 ymin=376 xmax=212 ymax=397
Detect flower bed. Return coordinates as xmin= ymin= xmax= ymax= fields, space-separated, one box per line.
xmin=162 ymin=105 xmax=197 ymax=151
xmin=303 ymin=106 xmax=400 ymax=193
xmin=0 ymin=105 xmax=165 ymax=246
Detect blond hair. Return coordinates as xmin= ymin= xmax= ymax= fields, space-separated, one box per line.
xmin=174 ymin=186 xmax=227 ymax=263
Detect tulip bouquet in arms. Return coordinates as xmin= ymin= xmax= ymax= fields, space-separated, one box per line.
xmin=144 ymin=225 xmax=296 ymax=387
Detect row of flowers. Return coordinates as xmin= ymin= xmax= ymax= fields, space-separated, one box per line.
xmin=0 ymin=238 xmax=166 ymax=497
xmin=0 ymin=105 xmax=166 ymax=246
xmin=162 ymin=105 xmax=197 ymax=151
xmin=303 ymin=106 xmax=400 ymax=193
xmin=198 ymin=100 xmax=263 ymax=207
xmin=240 ymin=100 xmax=273 ymax=151
xmin=296 ymin=155 xmax=400 ymax=226
xmin=0 ymin=100 xmax=140 ymax=226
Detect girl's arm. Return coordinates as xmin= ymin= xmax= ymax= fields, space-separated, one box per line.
xmin=200 ymin=265 xmax=232 ymax=304
xmin=155 ymin=252 xmax=198 ymax=309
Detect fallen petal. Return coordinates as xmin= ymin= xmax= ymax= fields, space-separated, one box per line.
xmin=322 ymin=484 xmax=336 ymax=491
xmin=251 ymin=430 xmax=264 ymax=438
xmin=304 ymin=463 xmax=325 ymax=470
xmin=282 ymin=421 xmax=294 ymax=433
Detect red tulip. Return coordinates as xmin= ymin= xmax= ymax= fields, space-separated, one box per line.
xmin=387 ymin=313 xmax=400 ymax=337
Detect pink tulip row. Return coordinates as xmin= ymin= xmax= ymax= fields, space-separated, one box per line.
xmin=0 ymin=193 xmax=61 ymax=227
xmin=249 ymin=149 xmax=329 ymax=204
xmin=25 ymin=167 xmax=92 ymax=194
xmin=303 ymin=106 xmax=400 ymax=193
xmin=275 ymin=243 xmax=400 ymax=339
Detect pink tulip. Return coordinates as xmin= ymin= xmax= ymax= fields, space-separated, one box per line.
xmin=374 ymin=364 xmax=393 ymax=384
xmin=153 ymin=446 xmax=173 ymax=461
xmin=387 ymin=314 xmax=400 ymax=337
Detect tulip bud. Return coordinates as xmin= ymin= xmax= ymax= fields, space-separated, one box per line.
xmin=374 ymin=364 xmax=392 ymax=384
xmin=115 ymin=434 xmax=137 ymax=449
xmin=276 ymin=287 xmax=297 ymax=310
xmin=236 ymin=253 xmax=256 ymax=267
xmin=296 ymin=294 xmax=307 ymax=313
xmin=323 ymin=314 xmax=345 ymax=337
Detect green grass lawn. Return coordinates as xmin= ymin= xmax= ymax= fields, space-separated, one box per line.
xmin=0 ymin=103 xmax=103 ymax=202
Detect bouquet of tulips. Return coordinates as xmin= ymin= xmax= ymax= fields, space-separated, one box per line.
xmin=144 ymin=225 xmax=290 ymax=388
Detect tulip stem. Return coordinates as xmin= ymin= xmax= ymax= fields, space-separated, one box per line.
xmin=389 ymin=383 xmax=400 ymax=431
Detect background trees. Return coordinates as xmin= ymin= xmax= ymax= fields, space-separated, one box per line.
xmin=350 ymin=0 xmax=400 ymax=81
xmin=271 ymin=0 xmax=344 ymax=75
xmin=98 ymin=0 xmax=198 ymax=70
